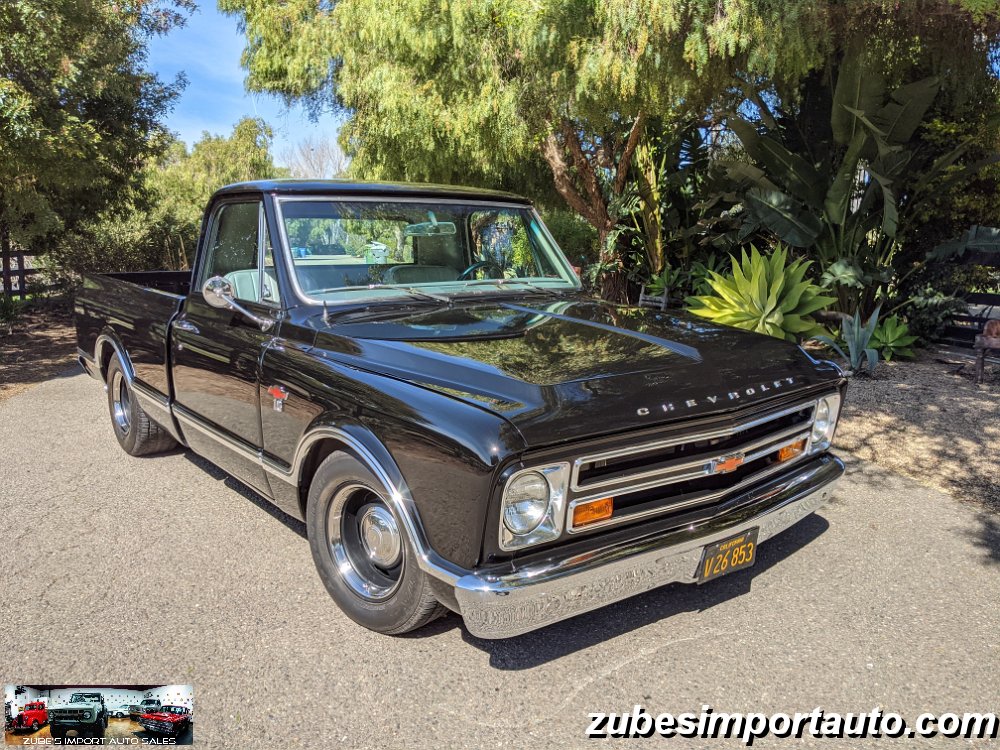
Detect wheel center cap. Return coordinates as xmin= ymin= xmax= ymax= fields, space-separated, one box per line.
xmin=359 ymin=506 xmax=401 ymax=567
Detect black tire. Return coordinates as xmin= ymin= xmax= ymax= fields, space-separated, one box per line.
xmin=106 ymin=356 xmax=177 ymax=456
xmin=50 ymin=727 xmax=65 ymax=740
xmin=306 ymin=451 xmax=446 ymax=634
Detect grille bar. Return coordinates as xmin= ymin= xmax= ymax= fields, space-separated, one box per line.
xmin=572 ymin=401 xmax=815 ymax=490
xmin=572 ymin=421 xmax=812 ymax=499
xmin=566 ymin=399 xmax=820 ymax=533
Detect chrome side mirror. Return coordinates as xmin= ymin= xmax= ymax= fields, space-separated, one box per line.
xmin=202 ymin=276 xmax=274 ymax=332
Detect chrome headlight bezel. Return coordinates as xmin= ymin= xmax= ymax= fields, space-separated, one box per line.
xmin=499 ymin=463 xmax=570 ymax=551
xmin=808 ymin=393 xmax=842 ymax=453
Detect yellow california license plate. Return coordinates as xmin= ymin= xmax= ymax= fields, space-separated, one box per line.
xmin=697 ymin=528 xmax=759 ymax=583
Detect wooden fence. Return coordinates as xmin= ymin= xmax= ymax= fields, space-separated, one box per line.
xmin=1 ymin=247 xmax=52 ymax=299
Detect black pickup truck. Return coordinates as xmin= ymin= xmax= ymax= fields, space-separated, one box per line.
xmin=76 ymin=179 xmax=845 ymax=638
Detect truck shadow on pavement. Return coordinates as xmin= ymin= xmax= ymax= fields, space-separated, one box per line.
xmin=178 ymin=449 xmax=836 ymax=668
xmin=181 ymin=452 xmax=307 ymax=538
xmin=449 ymin=513 xmax=830 ymax=669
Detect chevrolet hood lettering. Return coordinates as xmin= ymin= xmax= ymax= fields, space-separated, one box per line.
xmin=636 ymin=377 xmax=798 ymax=416
xmin=316 ymin=297 xmax=841 ymax=446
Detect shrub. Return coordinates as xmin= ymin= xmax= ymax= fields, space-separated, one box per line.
xmin=814 ymin=308 xmax=881 ymax=375
xmin=685 ymin=245 xmax=835 ymax=341
xmin=0 ymin=293 xmax=20 ymax=324
xmin=540 ymin=209 xmax=599 ymax=269
xmin=872 ymin=315 xmax=917 ymax=360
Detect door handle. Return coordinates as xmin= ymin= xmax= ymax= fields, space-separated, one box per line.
xmin=174 ymin=319 xmax=199 ymax=334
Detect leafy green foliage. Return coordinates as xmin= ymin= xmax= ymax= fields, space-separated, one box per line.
xmin=901 ymin=286 xmax=970 ymax=343
xmin=872 ymin=315 xmax=918 ymax=360
xmin=0 ymin=293 xmax=20 ymax=324
xmin=0 ymin=0 xmax=193 ymax=248
xmin=540 ymin=210 xmax=600 ymax=269
xmin=685 ymin=245 xmax=835 ymax=341
xmin=724 ymin=63 xmax=987 ymax=315
xmin=44 ymin=119 xmax=286 ymax=281
xmin=814 ymin=309 xmax=881 ymax=375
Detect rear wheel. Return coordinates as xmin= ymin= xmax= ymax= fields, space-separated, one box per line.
xmin=306 ymin=452 xmax=446 ymax=634
xmin=106 ymin=356 xmax=177 ymax=456
xmin=30 ymin=721 xmax=38 ymax=731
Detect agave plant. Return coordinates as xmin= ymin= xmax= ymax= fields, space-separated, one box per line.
xmin=871 ymin=314 xmax=917 ymax=360
xmin=814 ymin=308 xmax=881 ymax=374
xmin=685 ymin=245 xmax=836 ymax=342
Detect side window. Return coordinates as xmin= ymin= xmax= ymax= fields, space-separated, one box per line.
xmin=201 ymin=202 xmax=279 ymax=304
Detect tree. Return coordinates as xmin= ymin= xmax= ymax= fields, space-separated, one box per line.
xmin=151 ymin=117 xmax=288 ymax=244
xmin=44 ymin=118 xmax=288 ymax=281
xmin=281 ymin=135 xmax=349 ymax=179
xmin=0 ymin=0 xmax=194 ymax=258
xmin=221 ymin=0 xmax=1000 ymax=300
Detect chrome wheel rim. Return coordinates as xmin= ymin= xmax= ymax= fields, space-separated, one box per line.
xmin=111 ymin=371 xmax=131 ymax=434
xmin=326 ymin=483 xmax=404 ymax=601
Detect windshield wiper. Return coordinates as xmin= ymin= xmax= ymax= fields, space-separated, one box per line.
xmin=463 ymin=279 xmax=566 ymax=297
xmin=370 ymin=284 xmax=452 ymax=304
xmin=311 ymin=284 xmax=452 ymax=304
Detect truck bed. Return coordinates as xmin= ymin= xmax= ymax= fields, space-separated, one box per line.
xmin=75 ymin=271 xmax=188 ymax=397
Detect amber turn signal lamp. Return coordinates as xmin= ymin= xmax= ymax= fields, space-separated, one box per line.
xmin=777 ymin=439 xmax=807 ymax=462
xmin=573 ymin=497 xmax=614 ymax=527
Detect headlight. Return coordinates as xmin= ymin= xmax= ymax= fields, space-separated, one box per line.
xmin=809 ymin=394 xmax=841 ymax=452
xmin=502 ymin=472 xmax=549 ymax=534
xmin=499 ymin=463 xmax=570 ymax=551
xmin=83 ymin=711 xmax=92 ymax=720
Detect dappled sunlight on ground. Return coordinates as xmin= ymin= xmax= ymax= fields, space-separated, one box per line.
xmin=836 ymin=353 xmax=999 ymax=510
xmin=0 ymin=305 xmax=77 ymax=403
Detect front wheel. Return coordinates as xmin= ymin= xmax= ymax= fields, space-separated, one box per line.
xmin=106 ymin=356 xmax=177 ymax=456
xmin=31 ymin=721 xmax=38 ymax=731
xmin=306 ymin=452 xmax=446 ymax=634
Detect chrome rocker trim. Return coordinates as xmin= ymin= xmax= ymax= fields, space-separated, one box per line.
xmin=454 ymin=454 xmax=844 ymax=639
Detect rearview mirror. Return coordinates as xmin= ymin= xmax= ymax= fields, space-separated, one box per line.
xmin=404 ymin=221 xmax=456 ymax=237
xmin=202 ymin=276 xmax=274 ymax=332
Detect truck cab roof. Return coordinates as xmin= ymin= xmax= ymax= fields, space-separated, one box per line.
xmin=214 ymin=178 xmax=533 ymax=204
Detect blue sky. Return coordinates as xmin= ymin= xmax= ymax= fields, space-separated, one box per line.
xmin=147 ymin=2 xmax=341 ymax=164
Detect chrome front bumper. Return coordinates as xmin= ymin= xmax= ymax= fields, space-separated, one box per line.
xmin=455 ymin=454 xmax=844 ymax=639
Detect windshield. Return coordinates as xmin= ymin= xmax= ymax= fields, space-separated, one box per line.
xmin=69 ymin=694 xmax=99 ymax=703
xmin=276 ymin=199 xmax=579 ymax=303
xmin=161 ymin=706 xmax=184 ymax=714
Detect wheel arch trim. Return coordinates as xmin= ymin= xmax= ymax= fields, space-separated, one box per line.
xmin=264 ymin=422 xmax=467 ymax=587
xmin=94 ymin=331 xmax=134 ymax=385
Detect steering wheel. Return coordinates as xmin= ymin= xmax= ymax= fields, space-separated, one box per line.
xmin=457 ymin=260 xmax=502 ymax=280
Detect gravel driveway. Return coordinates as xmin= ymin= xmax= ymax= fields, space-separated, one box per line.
xmin=1 ymin=372 xmax=998 ymax=749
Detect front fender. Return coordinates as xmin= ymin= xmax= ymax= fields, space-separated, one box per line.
xmin=261 ymin=333 xmax=527 ymax=571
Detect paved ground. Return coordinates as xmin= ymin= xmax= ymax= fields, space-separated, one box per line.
xmin=1 ymin=372 xmax=998 ymax=749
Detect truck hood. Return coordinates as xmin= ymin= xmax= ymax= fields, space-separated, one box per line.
xmin=315 ymin=296 xmax=842 ymax=446
xmin=51 ymin=702 xmax=99 ymax=711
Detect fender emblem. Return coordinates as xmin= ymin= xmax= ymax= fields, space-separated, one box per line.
xmin=267 ymin=385 xmax=288 ymax=412
xmin=711 ymin=453 xmax=745 ymax=474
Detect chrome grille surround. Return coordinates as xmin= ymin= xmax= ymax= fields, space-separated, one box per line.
xmin=566 ymin=399 xmax=821 ymax=533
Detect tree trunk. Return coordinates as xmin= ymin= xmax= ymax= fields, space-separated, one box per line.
xmin=597 ymin=224 xmax=628 ymax=303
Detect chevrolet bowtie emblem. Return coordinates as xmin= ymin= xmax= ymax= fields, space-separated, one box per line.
xmin=712 ymin=453 xmax=745 ymax=474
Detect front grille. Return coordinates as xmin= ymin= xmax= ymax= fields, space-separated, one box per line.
xmin=566 ymin=400 xmax=818 ymax=533
xmin=50 ymin=709 xmax=88 ymax=720
xmin=141 ymin=720 xmax=173 ymax=732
